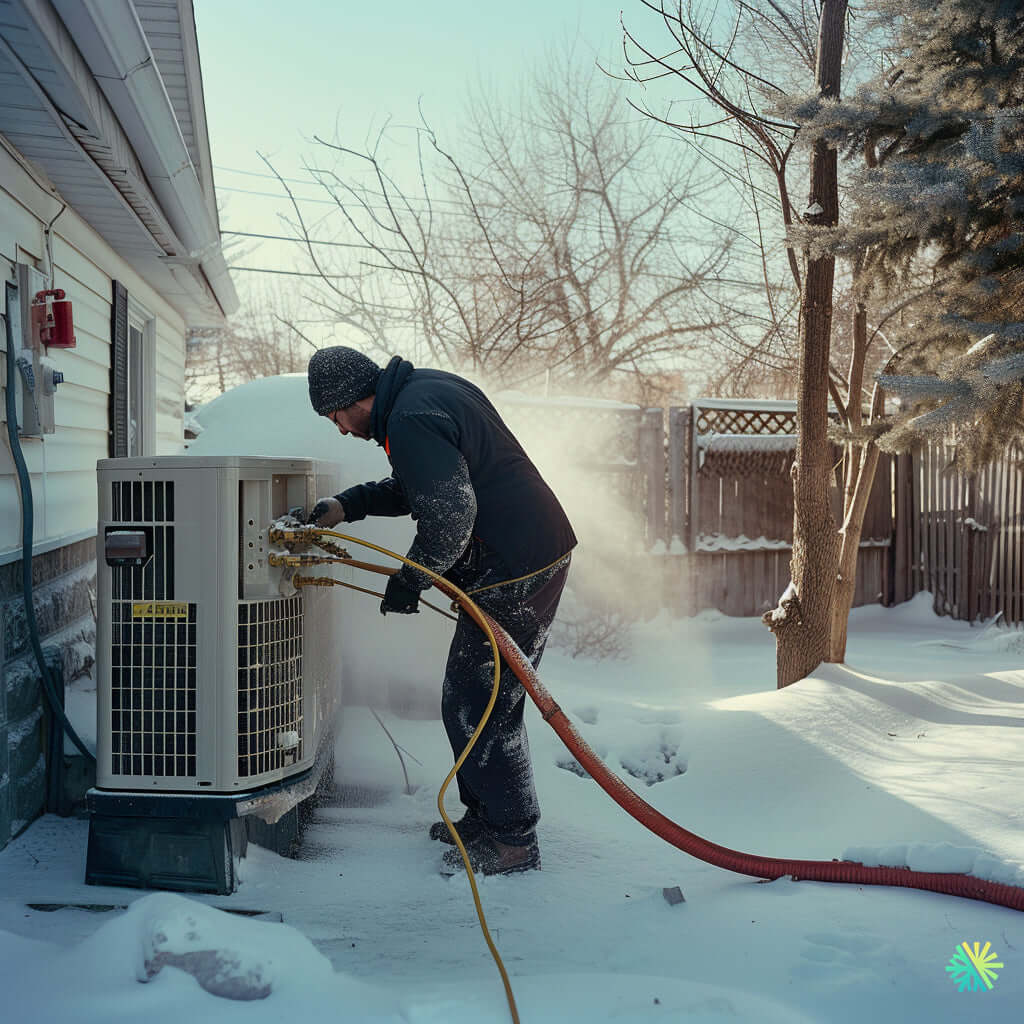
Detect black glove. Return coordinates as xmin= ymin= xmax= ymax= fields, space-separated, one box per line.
xmin=380 ymin=573 xmax=421 ymax=615
xmin=308 ymin=496 xmax=345 ymax=527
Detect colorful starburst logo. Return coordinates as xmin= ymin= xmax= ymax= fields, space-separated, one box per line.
xmin=945 ymin=940 xmax=1003 ymax=992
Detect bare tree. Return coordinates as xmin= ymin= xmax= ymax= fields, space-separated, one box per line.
xmin=186 ymin=280 xmax=318 ymax=403
xmin=268 ymin=59 xmax=739 ymax=398
xmin=620 ymin=0 xmax=905 ymax=681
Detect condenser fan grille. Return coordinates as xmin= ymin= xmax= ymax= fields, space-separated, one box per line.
xmin=109 ymin=480 xmax=194 ymax=777
xmin=237 ymin=596 xmax=304 ymax=778
xmin=110 ymin=480 xmax=174 ymax=601
xmin=110 ymin=602 xmax=197 ymax=777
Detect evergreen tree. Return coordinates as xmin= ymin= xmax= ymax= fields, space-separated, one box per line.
xmin=795 ymin=1 xmax=1024 ymax=466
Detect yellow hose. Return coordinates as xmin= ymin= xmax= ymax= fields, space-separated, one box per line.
xmin=272 ymin=527 xmax=520 ymax=1024
xmin=290 ymin=572 xmax=459 ymax=622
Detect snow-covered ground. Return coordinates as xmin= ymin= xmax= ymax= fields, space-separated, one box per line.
xmin=1 ymin=594 xmax=1022 ymax=1021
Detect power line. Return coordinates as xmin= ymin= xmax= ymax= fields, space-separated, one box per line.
xmin=216 ymin=163 xmax=471 ymax=208
xmin=231 ymin=266 xmax=351 ymax=278
xmin=218 ymin=180 xmax=716 ymax=221
xmin=216 ymin=164 xmax=318 ymax=186
xmin=224 ymin=238 xmax=771 ymax=274
xmin=217 ymin=197 xmax=764 ymax=257
xmin=216 ymin=181 xmax=768 ymax=262
xmin=218 ymin=184 xmax=340 ymax=205
xmin=229 ymin=265 xmax=770 ymax=294
xmin=224 ymin=232 xmax=612 ymax=262
xmin=216 ymin=161 xmax=715 ymax=211
xmin=215 ymin=182 xmax=746 ymax=241
xmin=218 ymin=177 xmax=469 ymax=210
xmin=223 ymin=229 xmax=404 ymax=252
xmin=223 ymin=228 xmax=740 ymax=263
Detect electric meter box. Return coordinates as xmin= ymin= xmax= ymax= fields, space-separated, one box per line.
xmin=87 ymin=455 xmax=348 ymax=893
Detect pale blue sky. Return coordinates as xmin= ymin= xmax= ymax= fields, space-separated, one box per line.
xmin=195 ymin=0 xmax=650 ymax=244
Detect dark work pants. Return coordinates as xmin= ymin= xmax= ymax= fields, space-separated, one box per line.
xmin=441 ymin=542 xmax=570 ymax=845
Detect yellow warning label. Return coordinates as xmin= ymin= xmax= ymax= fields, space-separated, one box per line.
xmin=132 ymin=601 xmax=188 ymax=619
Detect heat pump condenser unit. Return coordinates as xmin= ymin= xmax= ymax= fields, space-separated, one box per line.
xmin=87 ymin=456 xmax=347 ymax=894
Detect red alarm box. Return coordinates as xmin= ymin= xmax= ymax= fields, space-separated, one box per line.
xmin=31 ymin=289 xmax=77 ymax=349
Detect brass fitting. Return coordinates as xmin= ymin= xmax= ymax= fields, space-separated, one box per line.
xmin=311 ymin=536 xmax=351 ymax=558
xmin=268 ymin=552 xmax=337 ymax=567
xmin=293 ymin=575 xmax=338 ymax=588
xmin=268 ymin=526 xmax=310 ymax=545
xmin=268 ymin=526 xmax=351 ymax=559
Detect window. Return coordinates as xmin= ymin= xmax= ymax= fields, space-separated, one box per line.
xmin=127 ymin=310 xmax=155 ymax=456
xmin=110 ymin=281 xmax=155 ymax=457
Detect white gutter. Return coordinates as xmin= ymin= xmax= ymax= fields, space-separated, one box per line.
xmin=51 ymin=0 xmax=237 ymax=317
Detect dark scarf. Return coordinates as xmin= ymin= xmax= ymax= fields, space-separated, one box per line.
xmin=370 ymin=355 xmax=415 ymax=445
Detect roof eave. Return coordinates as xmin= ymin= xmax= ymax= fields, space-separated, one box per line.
xmin=48 ymin=0 xmax=237 ymax=316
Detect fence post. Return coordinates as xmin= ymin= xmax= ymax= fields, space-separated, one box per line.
xmin=688 ymin=403 xmax=700 ymax=553
xmin=891 ymin=453 xmax=909 ymax=606
xmin=668 ymin=406 xmax=687 ymax=545
xmin=966 ymin=472 xmax=978 ymax=622
xmin=642 ymin=408 xmax=665 ymax=547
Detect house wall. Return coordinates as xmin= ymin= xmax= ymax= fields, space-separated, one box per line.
xmin=1 ymin=137 xmax=188 ymax=555
xmin=0 ymin=537 xmax=96 ymax=845
xmin=0 ymin=135 xmax=188 ymax=849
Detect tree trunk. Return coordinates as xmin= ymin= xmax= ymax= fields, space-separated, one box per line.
xmin=828 ymin=298 xmax=881 ymax=662
xmin=216 ymin=331 xmax=227 ymax=395
xmin=829 ymin=443 xmax=881 ymax=661
xmin=767 ymin=0 xmax=848 ymax=688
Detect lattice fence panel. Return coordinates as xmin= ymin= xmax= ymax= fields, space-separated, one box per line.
xmin=694 ymin=407 xmax=798 ymax=436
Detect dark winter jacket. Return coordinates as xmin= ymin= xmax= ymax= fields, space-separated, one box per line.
xmin=335 ymin=357 xmax=577 ymax=592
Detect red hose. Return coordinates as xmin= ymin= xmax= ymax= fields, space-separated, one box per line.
xmin=326 ymin=550 xmax=1024 ymax=914
xmin=480 ymin=609 xmax=1024 ymax=914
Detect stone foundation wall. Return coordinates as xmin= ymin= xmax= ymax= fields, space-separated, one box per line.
xmin=0 ymin=537 xmax=96 ymax=849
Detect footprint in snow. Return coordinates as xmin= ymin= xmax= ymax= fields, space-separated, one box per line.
xmin=555 ymin=728 xmax=687 ymax=786
xmin=555 ymin=756 xmax=591 ymax=779
xmin=555 ymin=735 xmax=608 ymax=779
xmin=618 ymin=733 xmax=687 ymax=786
xmin=797 ymin=932 xmax=883 ymax=980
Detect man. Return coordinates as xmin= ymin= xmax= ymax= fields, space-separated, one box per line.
xmin=306 ymin=346 xmax=576 ymax=876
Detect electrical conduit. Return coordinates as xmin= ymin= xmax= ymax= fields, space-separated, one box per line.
xmin=3 ymin=282 xmax=95 ymax=762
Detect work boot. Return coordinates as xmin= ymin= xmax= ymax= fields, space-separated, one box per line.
xmin=428 ymin=811 xmax=487 ymax=846
xmin=439 ymin=833 xmax=541 ymax=877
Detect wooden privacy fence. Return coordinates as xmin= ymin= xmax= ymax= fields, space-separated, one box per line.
xmin=891 ymin=442 xmax=1024 ymax=624
xmin=498 ymin=395 xmax=890 ymax=617
xmin=498 ymin=393 xmax=1024 ymax=624
xmin=651 ymin=400 xmax=892 ymax=617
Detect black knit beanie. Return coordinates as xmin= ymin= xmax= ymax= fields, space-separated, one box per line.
xmin=307 ymin=346 xmax=382 ymax=416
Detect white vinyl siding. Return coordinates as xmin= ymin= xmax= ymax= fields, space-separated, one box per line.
xmin=154 ymin=315 xmax=185 ymax=452
xmin=0 ymin=140 xmax=187 ymax=557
